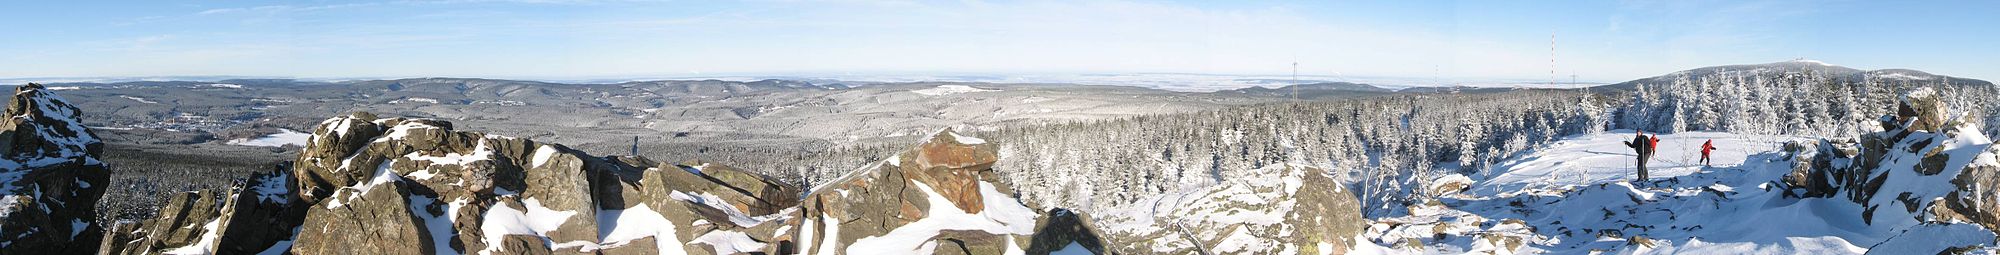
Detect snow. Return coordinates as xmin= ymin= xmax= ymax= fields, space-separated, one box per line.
xmin=816 ymin=211 xmax=842 ymax=255
xmin=403 ymin=138 xmax=498 ymax=166
xmin=531 ymin=145 xmax=558 ymax=168
xmin=1348 ymin=127 xmax=2000 ymax=254
xmin=670 ymin=191 xmax=766 ymax=226
xmin=477 ymin=198 xmax=581 ymax=255
xmin=119 ymin=95 xmax=158 ymax=104
xmin=1863 ymin=223 xmax=1996 ymax=254
xmin=844 ymin=181 xmax=1038 ymax=253
xmin=910 ymin=85 xmax=999 ymax=96
xmin=411 ymin=195 xmax=469 ymax=255
xmin=1050 ymin=241 xmax=1093 ymax=255
xmin=228 ymin=129 xmax=312 ymax=147
xmin=250 ymin=172 xmax=290 ymax=204
xmin=948 ymin=130 xmax=987 ymax=144
xmin=198 ymin=83 xmax=243 ymax=89
xmin=160 ymin=217 xmax=223 ymax=254
xmin=1790 ymin=59 xmax=1834 ymax=66
xmin=69 ymin=219 xmax=85 ymax=239
xmin=1875 ymin=73 xmax=1932 ymax=81
xmin=325 ymin=160 xmax=402 ymax=209
xmin=394 ymin=97 xmax=442 ymax=104
xmin=691 ymin=231 xmax=767 ymax=254
xmin=595 ymin=203 xmax=687 ymax=254
xmin=1470 ymin=130 xmax=1801 ymax=196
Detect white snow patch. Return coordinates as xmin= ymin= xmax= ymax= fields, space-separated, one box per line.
xmin=845 ymin=181 xmax=1037 ymax=253
xmin=160 ymin=217 xmax=223 ymax=254
xmin=477 ymin=198 xmax=581 ymax=255
xmin=911 ymin=85 xmax=999 ymax=96
xmin=596 ymin=203 xmax=687 ymax=254
xmin=531 ymin=145 xmax=559 ymax=168
xmin=119 ymin=95 xmax=158 ymax=104
xmin=411 ymin=195 xmax=468 ymax=255
xmin=250 ymin=173 xmax=290 ymax=204
xmin=1050 ymin=241 xmax=1093 ymax=255
xmin=228 ymin=129 xmax=312 ymax=147
xmin=668 ymin=191 xmax=765 ymax=227
xmin=949 ymin=130 xmax=987 ymax=144
xmin=691 ymin=231 xmax=768 ymax=254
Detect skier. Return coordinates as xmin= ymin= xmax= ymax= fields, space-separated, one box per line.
xmin=1623 ymin=131 xmax=1652 ymax=182
xmin=1700 ymin=139 xmax=1717 ymax=166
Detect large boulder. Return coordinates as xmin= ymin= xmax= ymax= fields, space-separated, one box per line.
xmin=0 ymin=83 xmax=111 ymax=254
xmin=285 ymin=116 xmax=608 ymax=254
xmin=793 ymin=128 xmax=1041 ymax=254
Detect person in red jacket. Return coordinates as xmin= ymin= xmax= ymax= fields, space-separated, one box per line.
xmin=1700 ymin=139 xmax=1718 ymax=166
xmin=1647 ymin=134 xmax=1660 ymax=160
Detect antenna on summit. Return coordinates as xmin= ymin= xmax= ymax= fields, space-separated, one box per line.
xmin=1292 ymin=61 xmax=1299 ymax=101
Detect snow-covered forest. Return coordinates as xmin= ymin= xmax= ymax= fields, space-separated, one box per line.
xmin=1614 ymin=66 xmax=2000 ymax=138
xmin=978 ymin=90 xmax=1612 ymax=216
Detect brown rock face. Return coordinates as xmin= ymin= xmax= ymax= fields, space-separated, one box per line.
xmin=795 ymin=128 xmax=1039 ymax=255
xmin=1896 ymin=87 xmax=1949 ymax=132
xmin=0 ymin=83 xmax=110 ymax=254
xmin=907 ymin=128 xmax=999 ymax=213
xmin=293 ymin=180 xmax=432 ymax=255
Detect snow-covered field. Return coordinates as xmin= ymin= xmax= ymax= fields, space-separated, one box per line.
xmin=1361 ymin=130 xmax=1998 ymax=254
xmin=1470 ymin=130 xmax=1801 ymax=197
xmin=909 ymin=85 xmax=999 ymax=96
xmin=227 ymin=129 xmax=312 ymax=147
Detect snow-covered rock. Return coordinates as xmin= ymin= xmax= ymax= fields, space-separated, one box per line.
xmin=1095 ymin=163 xmax=1367 ymax=255
xmin=795 ymin=128 xmax=1048 ymax=254
xmin=0 ymin=83 xmax=111 ymax=254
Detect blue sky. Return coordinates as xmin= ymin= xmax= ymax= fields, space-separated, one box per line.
xmin=1 ymin=0 xmax=1995 ymax=82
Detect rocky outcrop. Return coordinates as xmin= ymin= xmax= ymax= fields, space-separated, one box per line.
xmin=1095 ymin=163 xmax=1368 ymax=255
xmin=99 ymin=165 xmax=306 ymax=255
xmin=0 ymin=83 xmax=111 ymax=254
xmin=1781 ymin=87 xmax=2000 ymax=249
xmin=102 ymin=112 xmax=810 ymax=254
xmin=793 ymin=128 xmax=1044 ymax=254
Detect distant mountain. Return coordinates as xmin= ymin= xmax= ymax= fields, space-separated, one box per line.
xmin=1213 ymin=82 xmax=1394 ymax=99
xmin=1593 ymin=60 xmax=1993 ymax=92
xmin=1395 ymin=86 xmax=1536 ymax=94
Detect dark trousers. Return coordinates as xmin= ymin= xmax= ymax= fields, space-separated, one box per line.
xmin=1637 ymin=155 xmax=1649 ymax=181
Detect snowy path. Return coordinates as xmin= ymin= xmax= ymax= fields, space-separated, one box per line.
xmin=1470 ymin=130 xmax=1799 ymax=197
